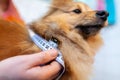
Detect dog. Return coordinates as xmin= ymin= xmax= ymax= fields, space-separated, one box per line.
xmin=0 ymin=0 xmax=109 ymax=80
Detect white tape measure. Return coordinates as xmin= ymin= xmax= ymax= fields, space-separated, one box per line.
xmin=28 ymin=29 xmax=65 ymax=80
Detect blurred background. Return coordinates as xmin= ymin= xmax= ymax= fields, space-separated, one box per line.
xmin=12 ymin=0 xmax=120 ymax=80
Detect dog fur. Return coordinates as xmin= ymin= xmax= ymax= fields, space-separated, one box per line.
xmin=0 ymin=0 xmax=108 ymax=80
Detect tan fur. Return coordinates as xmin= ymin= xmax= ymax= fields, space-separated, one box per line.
xmin=0 ymin=0 xmax=108 ymax=80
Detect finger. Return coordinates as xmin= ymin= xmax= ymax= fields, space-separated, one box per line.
xmin=40 ymin=61 xmax=62 ymax=80
xmin=25 ymin=49 xmax=58 ymax=67
xmin=27 ymin=61 xmax=61 ymax=80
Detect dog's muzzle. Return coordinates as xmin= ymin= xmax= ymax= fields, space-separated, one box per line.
xmin=96 ymin=10 xmax=109 ymax=21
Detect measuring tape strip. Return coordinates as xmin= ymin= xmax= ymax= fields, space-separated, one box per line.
xmin=28 ymin=29 xmax=65 ymax=80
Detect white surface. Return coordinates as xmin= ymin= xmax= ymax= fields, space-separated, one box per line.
xmin=13 ymin=0 xmax=120 ymax=80
xmin=92 ymin=0 xmax=120 ymax=80
xmin=13 ymin=0 xmax=50 ymax=23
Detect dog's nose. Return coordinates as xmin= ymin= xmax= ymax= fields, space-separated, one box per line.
xmin=96 ymin=10 xmax=109 ymax=21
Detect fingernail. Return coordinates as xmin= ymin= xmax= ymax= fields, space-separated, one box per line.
xmin=49 ymin=49 xmax=58 ymax=57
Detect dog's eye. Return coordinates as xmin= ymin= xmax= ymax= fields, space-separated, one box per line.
xmin=73 ymin=9 xmax=81 ymax=14
xmin=51 ymin=37 xmax=60 ymax=44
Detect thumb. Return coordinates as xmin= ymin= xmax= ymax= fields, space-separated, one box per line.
xmin=26 ymin=49 xmax=58 ymax=67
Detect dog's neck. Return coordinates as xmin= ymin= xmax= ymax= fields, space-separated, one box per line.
xmin=29 ymin=20 xmax=97 ymax=80
xmin=55 ymin=33 xmax=93 ymax=80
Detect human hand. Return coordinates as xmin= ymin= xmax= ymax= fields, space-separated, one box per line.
xmin=0 ymin=49 xmax=61 ymax=80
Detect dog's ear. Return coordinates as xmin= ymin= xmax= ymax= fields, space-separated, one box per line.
xmin=42 ymin=0 xmax=73 ymax=18
xmin=52 ymin=0 xmax=73 ymax=7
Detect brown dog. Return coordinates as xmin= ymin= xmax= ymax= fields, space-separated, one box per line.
xmin=0 ymin=0 xmax=109 ymax=80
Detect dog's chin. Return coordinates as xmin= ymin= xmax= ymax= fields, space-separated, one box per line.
xmin=75 ymin=24 xmax=103 ymax=39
